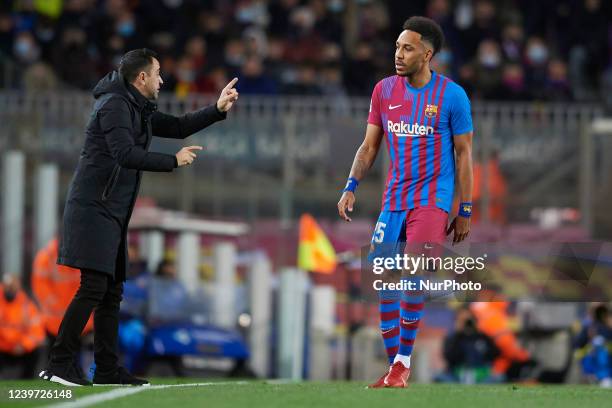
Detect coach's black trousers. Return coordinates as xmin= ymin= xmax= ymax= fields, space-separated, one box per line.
xmin=49 ymin=268 xmax=123 ymax=377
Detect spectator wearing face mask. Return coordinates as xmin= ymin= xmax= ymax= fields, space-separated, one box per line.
xmin=524 ymin=36 xmax=549 ymax=99
xmin=112 ymin=3 xmax=143 ymax=50
xmin=174 ymin=55 xmax=199 ymax=98
xmin=0 ymin=274 xmax=46 ymax=379
xmin=13 ymin=31 xmax=41 ymax=65
xmin=471 ymin=39 xmax=503 ymax=99
xmin=1 ymin=0 xmax=610 ymax=102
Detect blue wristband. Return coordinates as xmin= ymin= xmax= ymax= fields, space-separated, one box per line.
xmin=343 ymin=177 xmax=359 ymax=193
xmin=458 ymin=202 xmax=473 ymax=218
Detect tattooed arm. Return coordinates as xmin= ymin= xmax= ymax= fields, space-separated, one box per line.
xmin=337 ymin=124 xmax=384 ymax=222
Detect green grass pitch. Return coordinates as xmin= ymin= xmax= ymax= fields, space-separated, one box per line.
xmin=0 ymin=378 xmax=610 ymax=408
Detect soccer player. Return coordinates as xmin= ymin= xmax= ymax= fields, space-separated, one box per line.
xmin=337 ymin=16 xmax=473 ymax=388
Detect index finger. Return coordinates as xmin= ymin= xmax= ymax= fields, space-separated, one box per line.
xmin=185 ymin=146 xmax=203 ymax=151
xmin=224 ymin=77 xmax=238 ymax=90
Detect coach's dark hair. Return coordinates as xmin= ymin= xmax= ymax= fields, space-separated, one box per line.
xmin=119 ymin=48 xmax=158 ymax=83
xmin=402 ymin=16 xmax=444 ymax=55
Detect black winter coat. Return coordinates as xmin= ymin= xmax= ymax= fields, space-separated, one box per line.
xmin=57 ymin=71 xmax=226 ymax=281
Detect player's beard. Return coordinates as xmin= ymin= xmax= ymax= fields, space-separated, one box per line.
xmin=400 ymin=60 xmax=429 ymax=80
xmin=396 ymin=60 xmax=421 ymax=77
xmin=396 ymin=69 xmax=409 ymax=77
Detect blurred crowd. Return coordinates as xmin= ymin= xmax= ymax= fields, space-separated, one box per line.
xmin=0 ymin=0 xmax=611 ymax=102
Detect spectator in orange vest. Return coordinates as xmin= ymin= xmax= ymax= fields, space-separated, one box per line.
xmin=472 ymin=150 xmax=507 ymax=223
xmin=31 ymin=238 xmax=93 ymax=338
xmin=0 ymin=274 xmax=45 ymax=379
xmin=470 ymin=291 xmax=532 ymax=380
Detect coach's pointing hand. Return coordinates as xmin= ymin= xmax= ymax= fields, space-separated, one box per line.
xmin=216 ymin=77 xmax=239 ymax=113
xmin=176 ymin=146 xmax=203 ymax=167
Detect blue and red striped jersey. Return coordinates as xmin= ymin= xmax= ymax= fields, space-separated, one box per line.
xmin=367 ymin=71 xmax=473 ymax=213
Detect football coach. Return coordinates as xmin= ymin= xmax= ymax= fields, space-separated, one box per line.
xmin=40 ymin=48 xmax=238 ymax=386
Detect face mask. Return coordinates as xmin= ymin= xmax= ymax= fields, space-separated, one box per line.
xmin=4 ymin=289 xmax=16 ymax=302
xmin=328 ymin=0 xmax=344 ymax=12
xmin=14 ymin=38 xmax=40 ymax=63
xmin=479 ymin=53 xmax=500 ymax=68
xmin=455 ymin=0 xmax=473 ymax=30
xmin=15 ymin=39 xmax=32 ymax=58
xmin=527 ymin=45 xmax=548 ymax=64
xmin=117 ymin=21 xmax=135 ymax=37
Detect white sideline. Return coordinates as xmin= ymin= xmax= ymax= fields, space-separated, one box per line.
xmin=41 ymin=381 xmax=247 ymax=408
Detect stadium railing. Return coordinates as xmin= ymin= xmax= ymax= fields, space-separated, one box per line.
xmin=0 ymin=92 xmax=605 ymax=225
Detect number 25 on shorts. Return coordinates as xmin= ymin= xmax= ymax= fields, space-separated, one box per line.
xmin=372 ymin=222 xmax=387 ymax=243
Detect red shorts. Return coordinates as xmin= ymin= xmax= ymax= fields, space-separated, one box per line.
xmin=370 ymin=205 xmax=448 ymax=258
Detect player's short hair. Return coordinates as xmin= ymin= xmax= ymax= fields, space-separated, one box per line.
xmin=119 ymin=48 xmax=158 ymax=83
xmin=402 ymin=16 xmax=445 ymax=55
